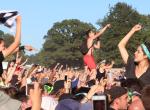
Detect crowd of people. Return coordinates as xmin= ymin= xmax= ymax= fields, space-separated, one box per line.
xmin=0 ymin=11 xmax=150 ymax=110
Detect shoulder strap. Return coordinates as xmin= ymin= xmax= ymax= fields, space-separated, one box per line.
xmin=88 ymin=41 xmax=94 ymax=49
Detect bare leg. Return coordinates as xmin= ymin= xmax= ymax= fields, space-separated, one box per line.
xmin=89 ymin=69 xmax=97 ymax=80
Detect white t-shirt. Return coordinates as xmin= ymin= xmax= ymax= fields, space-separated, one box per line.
xmin=41 ymin=96 xmax=58 ymax=110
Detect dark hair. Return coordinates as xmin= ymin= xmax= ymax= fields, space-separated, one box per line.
xmin=11 ymin=59 xmax=16 ymax=63
xmin=85 ymin=29 xmax=92 ymax=36
xmin=121 ymin=78 xmax=143 ymax=93
xmin=144 ymin=41 xmax=150 ymax=52
xmin=141 ymin=41 xmax=150 ymax=61
xmin=0 ymin=86 xmax=19 ymax=99
xmin=141 ymin=85 xmax=150 ymax=110
xmin=105 ymin=60 xmax=112 ymax=65
xmin=141 ymin=41 xmax=150 ymax=56
xmin=0 ymin=38 xmax=4 ymax=44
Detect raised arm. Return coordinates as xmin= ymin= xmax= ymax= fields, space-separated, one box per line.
xmin=93 ymin=24 xmax=111 ymax=39
xmin=12 ymin=45 xmax=37 ymax=54
xmin=118 ymin=24 xmax=142 ymax=64
xmin=30 ymin=82 xmax=42 ymax=110
xmin=2 ymin=15 xmax=21 ymax=57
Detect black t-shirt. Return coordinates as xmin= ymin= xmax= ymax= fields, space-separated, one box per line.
xmin=96 ymin=69 xmax=106 ymax=81
xmin=0 ymin=51 xmax=4 ymax=76
xmin=125 ymin=56 xmax=150 ymax=86
xmin=108 ymin=107 xmax=115 ymax=110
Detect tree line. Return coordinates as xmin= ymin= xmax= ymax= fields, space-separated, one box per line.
xmin=1 ymin=2 xmax=150 ymax=68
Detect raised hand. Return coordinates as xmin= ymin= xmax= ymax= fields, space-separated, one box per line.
xmin=30 ymin=82 xmax=42 ymax=110
xmin=106 ymin=24 xmax=111 ymax=28
xmin=25 ymin=45 xmax=37 ymax=51
xmin=131 ymin=24 xmax=142 ymax=32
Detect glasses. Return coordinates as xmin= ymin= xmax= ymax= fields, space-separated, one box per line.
xmin=44 ymin=85 xmax=53 ymax=94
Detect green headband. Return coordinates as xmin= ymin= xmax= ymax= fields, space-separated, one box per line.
xmin=44 ymin=85 xmax=53 ymax=94
xmin=141 ymin=44 xmax=150 ymax=60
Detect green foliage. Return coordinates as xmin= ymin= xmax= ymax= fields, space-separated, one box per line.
xmin=0 ymin=30 xmax=15 ymax=61
xmin=36 ymin=19 xmax=95 ymax=67
xmin=0 ymin=30 xmax=27 ymax=62
xmin=29 ymin=2 xmax=150 ymax=68
xmin=96 ymin=2 xmax=150 ymax=67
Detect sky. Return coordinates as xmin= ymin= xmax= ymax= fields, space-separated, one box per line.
xmin=0 ymin=0 xmax=150 ymax=54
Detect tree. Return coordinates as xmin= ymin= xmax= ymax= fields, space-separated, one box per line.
xmin=96 ymin=2 xmax=150 ymax=67
xmin=37 ymin=19 xmax=95 ymax=67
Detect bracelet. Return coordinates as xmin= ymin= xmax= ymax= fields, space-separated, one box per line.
xmin=81 ymin=96 xmax=89 ymax=103
xmin=85 ymin=96 xmax=89 ymax=100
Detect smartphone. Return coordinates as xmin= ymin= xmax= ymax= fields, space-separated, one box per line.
xmin=92 ymin=95 xmax=108 ymax=110
xmin=2 ymin=62 xmax=8 ymax=70
xmin=26 ymin=78 xmax=34 ymax=96
xmin=31 ymin=77 xmax=37 ymax=82
xmin=65 ymin=75 xmax=67 ymax=82
xmin=26 ymin=83 xmax=34 ymax=96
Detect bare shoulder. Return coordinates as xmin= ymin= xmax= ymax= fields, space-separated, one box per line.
xmin=128 ymin=98 xmax=144 ymax=110
xmin=87 ymin=38 xmax=93 ymax=44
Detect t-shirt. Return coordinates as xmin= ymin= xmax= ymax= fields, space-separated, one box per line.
xmin=0 ymin=51 xmax=4 ymax=76
xmin=125 ymin=56 xmax=150 ymax=86
xmin=41 ymin=96 xmax=58 ymax=110
xmin=96 ymin=69 xmax=106 ymax=81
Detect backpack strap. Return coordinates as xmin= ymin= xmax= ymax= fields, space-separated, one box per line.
xmin=86 ymin=40 xmax=94 ymax=55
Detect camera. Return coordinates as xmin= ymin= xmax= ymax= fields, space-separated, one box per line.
xmin=92 ymin=95 xmax=108 ymax=110
xmin=26 ymin=78 xmax=34 ymax=96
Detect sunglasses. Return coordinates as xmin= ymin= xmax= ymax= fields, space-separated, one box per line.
xmin=44 ymin=85 xmax=53 ymax=94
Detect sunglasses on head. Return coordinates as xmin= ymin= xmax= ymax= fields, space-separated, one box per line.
xmin=44 ymin=85 xmax=53 ymax=94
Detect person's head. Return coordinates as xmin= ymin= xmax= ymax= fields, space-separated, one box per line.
xmin=0 ymin=91 xmax=21 ymax=110
xmin=98 ymin=60 xmax=106 ymax=68
xmin=134 ymin=41 xmax=150 ymax=63
xmin=85 ymin=29 xmax=95 ymax=38
xmin=113 ymin=93 xmax=128 ymax=110
xmin=105 ymin=86 xmax=128 ymax=110
xmin=42 ymin=83 xmax=53 ymax=95
xmin=51 ymin=80 xmax=65 ymax=98
xmin=55 ymin=99 xmax=80 ymax=110
xmin=0 ymin=38 xmax=5 ymax=51
xmin=9 ymin=59 xmax=16 ymax=67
